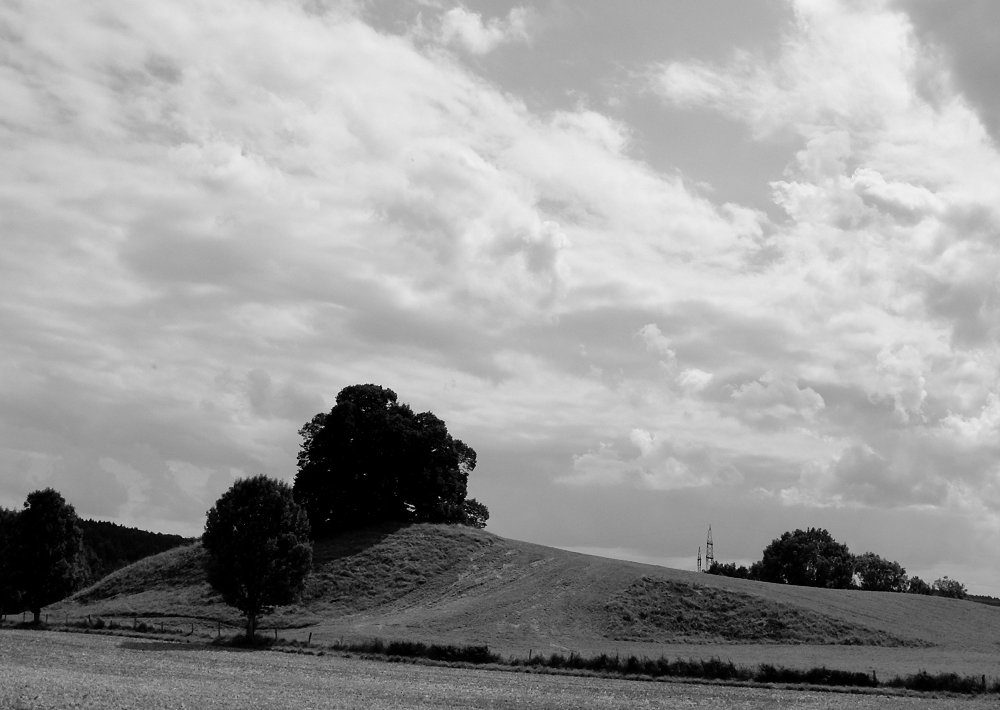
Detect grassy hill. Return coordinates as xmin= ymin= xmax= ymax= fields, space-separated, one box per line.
xmin=80 ymin=519 xmax=192 ymax=584
xmin=53 ymin=523 xmax=1000 ymax=673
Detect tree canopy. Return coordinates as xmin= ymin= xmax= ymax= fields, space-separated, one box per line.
xmin=7 ymin=489 xmax=86 ymax=622
xmin=932 ymin=576 xmax=967 ymax=599
xmin=203 ymin=475 xmax=312 ymax=640
xmin=0 ymin=507 xmax=21 ymax=614
xmin=853 ymin=552 xmax=907 ymax=592
xmin=293 ymin=384 xmax=488 ymax=535
xmin=754 ymin=527 xmax=854 ymax=589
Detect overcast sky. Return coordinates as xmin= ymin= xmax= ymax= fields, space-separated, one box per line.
xmin=4 ymin=0 xmax=1000 ymax=594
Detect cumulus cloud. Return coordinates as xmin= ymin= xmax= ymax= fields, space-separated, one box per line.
xmin=561 ymin=429 xmax=743 ymax=491
xmin=677 ymin=368 xmax=714 ymax=393
xmin=437 ymin=6 xmax=531 ymax=55
xmin=636 ymin=323 xmax=677 ymax=369
xmin=872 ymin=345 xmax=928 ymax=423
xmin=6 ymin=0 xmax=1000 ymax=591
xmin=0 ymin=0 xmax=764 ymax=531
xmin=941 ymin=393 xmax=1000 ymax=448
xmin=729 ymin=371 xmax=825 ymax=427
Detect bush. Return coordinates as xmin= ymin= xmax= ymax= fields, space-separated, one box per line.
xmin=888 ymin=671 xmax=991 ymax=694
xmin=932 ymin=576 xmax=967 ymax=599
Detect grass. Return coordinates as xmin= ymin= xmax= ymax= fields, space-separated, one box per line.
xmin=604 ymin=576 xmax=907 ymax=645
xmin=298 ymin=636 xmax=999 ymax=696
xmin=48 ymin=522 xmax=1000 ymax=682
xmin=4 ymin=629 xmax=997 ymax=709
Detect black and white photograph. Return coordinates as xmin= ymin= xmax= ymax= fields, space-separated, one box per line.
xmin=2 ymin=1 xmax=1000 ymax=707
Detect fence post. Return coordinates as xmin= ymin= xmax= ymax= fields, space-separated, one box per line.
xmin=307 ymin=632 xmax=312 ymax=646
xmin=274 ymin=628 xmax=277 ymax=641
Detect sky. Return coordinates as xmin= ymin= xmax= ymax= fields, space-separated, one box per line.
xmin=3 ymin=0 xmax=1000 ymax=594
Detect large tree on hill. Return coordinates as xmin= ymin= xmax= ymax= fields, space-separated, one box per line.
xmin=203 ymin=475 xmax=312 ymax=641
xmin=7 ymin=489 xmax=86 ymax=623
xmin=754 ymin=527 xmax=854 ymax=589
xmin=293 ymin=384 xmax=489 ymax=535
xmin=853 ymin=552 xmax=908 ymax=592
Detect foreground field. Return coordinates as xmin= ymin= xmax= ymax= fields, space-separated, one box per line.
xmin=0 ymin=630 xmax=993 ymax=710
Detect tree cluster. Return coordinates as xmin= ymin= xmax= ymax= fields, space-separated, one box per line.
xmin=1 ymin=384 xmax=490 ymax=641
xmin=0 ymin=489 xmax=86 ymax=622
xmin=293 ymin=384 xmax=488 ymax=535
xmin=707 ymin=527 xmax=967 ymax=598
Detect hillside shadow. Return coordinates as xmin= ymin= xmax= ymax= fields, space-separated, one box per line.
xmin=310 ymin=522 xmax=408 ymax=565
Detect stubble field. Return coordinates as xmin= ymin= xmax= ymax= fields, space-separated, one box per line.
xmin=0 ymin=630 xmax=994 ymax=710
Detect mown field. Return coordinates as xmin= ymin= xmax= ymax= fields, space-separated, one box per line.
xmin=0 ymin=629 xmax=994 ymax=710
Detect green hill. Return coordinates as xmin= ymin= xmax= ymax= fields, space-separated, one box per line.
xmin=54 ymin=523 xmax=1000 ymax=674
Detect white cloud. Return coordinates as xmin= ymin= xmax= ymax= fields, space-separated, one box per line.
xmin=437 ymin=6 xmax=531 ymax=55
xmin=636 ymin=323 xmax=676 ymax=365
xmin=677 ymin=368 xmax=713 ymax=393
xmin=730 ymin=371 xmax=825 ymax=426
xmin=561 ymin=428 xmax=745 ymax=492
xmin=941 ymin=393 xmax=1000 ymax=447
xmin=6 ymin=0 xmax=1000 ymax=591
xmin=873 ymin=344 xmax=928 ymax=423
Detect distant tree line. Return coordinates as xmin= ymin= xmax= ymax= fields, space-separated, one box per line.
xmin=79 ymin=520 xmax=192 ymax=582
xmin=706 ymin=527 xmax=968 ymax=599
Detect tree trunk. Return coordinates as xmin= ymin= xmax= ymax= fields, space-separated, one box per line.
xmin=246 ymin=613 xmax=256 ymax=642
xmin=31 ymin=607 xmax=41 ymax=625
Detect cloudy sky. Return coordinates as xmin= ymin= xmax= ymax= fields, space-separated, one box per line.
xmin=4 ymin=0 xmax=1000 ymax=593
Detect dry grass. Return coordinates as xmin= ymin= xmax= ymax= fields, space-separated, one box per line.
xmin=2 ymin=629 xmax=993 ymax=710
xmin=604 ymin=576 xmax=907 ymax=645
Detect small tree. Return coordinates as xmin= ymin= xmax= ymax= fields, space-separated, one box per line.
xmin=932 ymin=576 xmax=967 ymax=599
xmin=8 ymin=489 xmax=85 ymax=623
xmin=853 ymin=552 xmax=908 ymax=592
xmin=202 ymin=475 xmax=312 ymax=641
xmin=755 ymin=528 xmax=854 ymax=589
xmin=907 ymin=576 xmax=932 ymax=595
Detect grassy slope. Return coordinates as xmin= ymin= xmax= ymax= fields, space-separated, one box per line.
xmin=54 ymin=523 xmax=1000 ymax=660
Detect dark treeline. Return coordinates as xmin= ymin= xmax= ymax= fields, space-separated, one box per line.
xmin=1 ymin=492 xmax=192 ymax=620
xmin=706 ymin=526 xmax=968 ymax=599
xmin=79 ymin=519 xmax=192 ymax=583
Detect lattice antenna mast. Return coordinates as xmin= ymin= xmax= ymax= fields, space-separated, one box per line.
xmin=705 ymin=525 xmax=714 ymax=571
xmin=697 ymin=546 xmax=702 ymax=573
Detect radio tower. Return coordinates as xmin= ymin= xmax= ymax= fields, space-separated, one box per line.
xmin=697 ymin=546 xmax=702 ymax=573
xmin=705 ymin=525 xmax=714 ymax=571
